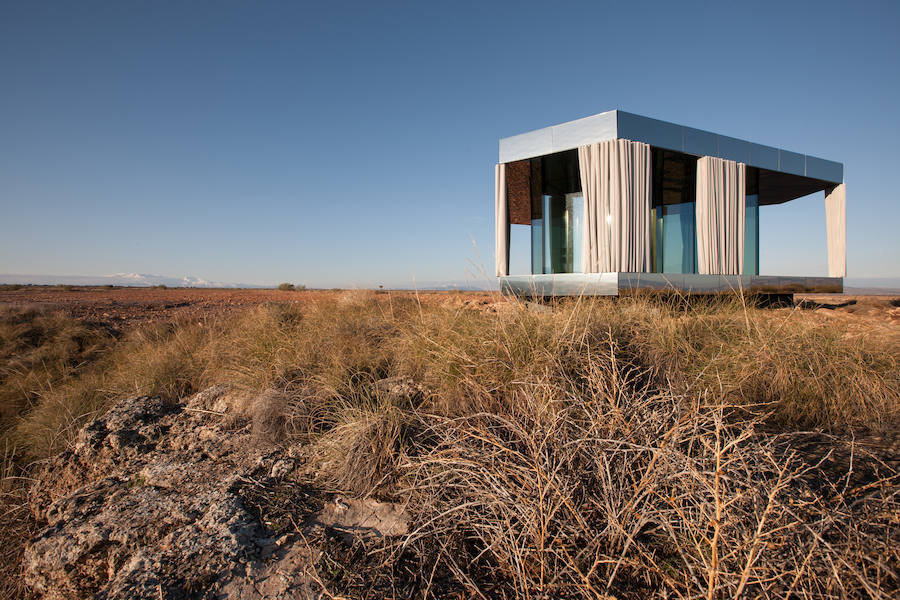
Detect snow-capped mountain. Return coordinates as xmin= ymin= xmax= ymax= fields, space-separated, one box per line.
xmin=0 ymin=273 xmax=261 ymax=288
xmin=109 ymin=273 xmax=246 ymax=288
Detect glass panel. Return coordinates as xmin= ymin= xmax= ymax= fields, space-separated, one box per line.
xmin=743 ymin=194 xmax=759 ymax=275
xmin=531 ymin=218 xmax=543 ymax=274
xmin=743 ymin=167 xmax=759 ymax=275
xmin=544 ymin=194 xmax=565 ymax=273
xmin=530 ymin=157 xmax=544 ymax=274
xmin=536 ymin=149 xmax=582 ymax=273
xmin=661 ymin=202 xmax=696 ymax=273
xmin=652 ymin=148 xmax=697 ymax=274
xmin=567 ymin=193 xmax=584 ymax=273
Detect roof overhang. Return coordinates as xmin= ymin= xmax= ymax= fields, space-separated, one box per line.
xmin=498 ymin=110 xmax=843 ymax=205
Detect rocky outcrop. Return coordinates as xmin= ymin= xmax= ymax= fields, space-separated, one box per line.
xmin=24 ymin=388 xmax=408 ymax=600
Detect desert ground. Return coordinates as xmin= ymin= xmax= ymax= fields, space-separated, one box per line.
xmin=1 ymin=286 xmax=898 ymax=599
xmin=0 ymin=285 xmax=495 ymax=328
xmin=0 ymin=284 xmax=897 ymax=330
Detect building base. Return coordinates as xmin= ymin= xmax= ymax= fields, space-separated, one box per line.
xmin=500 ymin=273 xmax=843 ymax=297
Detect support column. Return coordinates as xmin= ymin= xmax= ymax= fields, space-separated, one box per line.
xmin=825 ymin=184 xmax=846 ymax=277
xmin=495 ymin=163 xmax=509 ymax=277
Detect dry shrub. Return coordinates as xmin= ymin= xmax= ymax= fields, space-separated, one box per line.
xmin=315 ymin=406 xmax=411 ymax=496
xmin=248 ymin=383 xmax=341 ymax=444
xmin=202 ymin=299 xmax=404 ymax=399
xmin=251 ymin=388 xmax=290 ymax=442
xmin=390 ymin=356 xmax=899 ymax=598
xmin=622 ymin=295 xmax=900 ymax=429
xmin=9 ymin=318 xmax=210 ymax=462
xmin=336 ymin=289 xmax=377 ymax=307
xmin=307 ymin=297 xmax=899 ymax=598
xmin=0 ymin=305 xmax=112 ymax=427
xmin=0 ymin=441 xmax=36 ymax=600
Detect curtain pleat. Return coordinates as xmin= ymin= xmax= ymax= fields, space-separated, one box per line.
xmin=578 ymin=139 xmax=651 ymax=272
xmin=825 ymin=184 xmax=846 ymax=277
xmin=696 ymin=156 xmax=746 ymax=275
xmin=494 ymin=163 xmax=509 ymax=277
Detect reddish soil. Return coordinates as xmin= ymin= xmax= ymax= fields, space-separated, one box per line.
xmin=0 ymin=286 xmax=897 ymax=332
xmin=0 ymin=287 xmax=495 ymax=329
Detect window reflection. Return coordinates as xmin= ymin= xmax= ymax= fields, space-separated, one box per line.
xmin=526 ymin=146 xmax=757 ymax=276
xmin=531 ymin=150 xmax=582 ymax=273
xmin=652 ymin=149 xmax=698 ymax=273
xmin=744 ymin=167 xmax=759 ymax=275
xmin=661 ymin=202 xmax=697 ymax=274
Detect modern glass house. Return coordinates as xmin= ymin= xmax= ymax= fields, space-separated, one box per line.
xmin=495 ymin=110 xmax=846 ymax=296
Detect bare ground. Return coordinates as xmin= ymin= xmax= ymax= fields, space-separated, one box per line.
xmin=0 ymin=286 xmax=497 ymax=328
xmin=1 ymin=286 xmax=897 ymax=330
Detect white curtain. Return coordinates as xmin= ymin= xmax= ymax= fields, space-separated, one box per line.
xmin=578 ymin=139 xmax=651 ymax=273
xmin=825 ymin=183 xmax=846 ymax=277
xmin=696 ymin=156 xmax=746 ymax=275
xmin=495 ymin=163 xmax=509 ymax=277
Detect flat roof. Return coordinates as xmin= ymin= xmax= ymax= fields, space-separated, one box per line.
xmin=498 ymin=110 xmax=843 ymax=184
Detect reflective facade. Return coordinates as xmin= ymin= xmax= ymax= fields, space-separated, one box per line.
xmin=529 ymin=146 xmax=759 ymax=276
xmin=499 ymin=110 xmax=843 ymax=185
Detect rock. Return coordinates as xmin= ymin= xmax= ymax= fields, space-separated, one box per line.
xmin=523 ymin=300 xmax=552 ymax=313
xmin=185 ymin=384 xmax=231 ymax=413
xmin=23 ymin=387 xmax=411 ymax=599
xmin=270 ymin=458 xmax=296 ymax=479
xmin=314 ymin=496 xmax=409 ymax=543
xmin=368 ymin=376 xmax=427 ymax=404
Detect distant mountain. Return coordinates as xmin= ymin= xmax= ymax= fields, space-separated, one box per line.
xmin=0 ymin=273 xmax=263 ymax=288
xmin=386 ymin=279 xmax=497 ymax=291
xmin=844 ymin=277 xmax=900 ymax=294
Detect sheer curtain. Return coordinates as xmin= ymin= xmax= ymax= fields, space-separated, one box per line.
xmin=495 ymin=163 xmax=509 ymax=277
xmin=696 ymin=156 xmax=746 ymax=275
xmin=825 ymin=184 xmax=846 ymax=277
xmin=578 ymin=139 xmax=651 ymax=273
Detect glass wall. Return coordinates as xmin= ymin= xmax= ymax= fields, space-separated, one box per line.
xmin=531 ymin=217 xmax=543 ymax=274
xmin=527 ymin=147 xmax=757 ymax=276
xmin=651 ymin=149 xmax=698 ymax=273
xmin=531 ymin=150 xmax=582 ymax=274
xmin=567 ymin=193 xmax=584 ymax=273
xmin=744 ymin=167 xmax=759 ymax=275
xmin=660 ymin=202 xmax=697 ymax=273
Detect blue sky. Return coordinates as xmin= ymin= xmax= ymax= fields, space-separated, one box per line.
xmin=2 ymin=1 xmax=898 ymax=287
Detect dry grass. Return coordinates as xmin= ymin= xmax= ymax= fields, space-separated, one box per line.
xmin=388 ymin=376 xmax=898 ymax=598
xmin=1 ymin=292 xmax=898 ymax=598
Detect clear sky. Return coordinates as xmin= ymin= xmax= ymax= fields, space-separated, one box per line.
xmin=2 ymin=1 xmax=898 ymax=287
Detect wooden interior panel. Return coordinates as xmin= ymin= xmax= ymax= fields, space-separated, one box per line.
xmin=530 ymin=158 xmax=542 ymax=219
xmin=505 ymin=159 xmax=532 ymax=225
